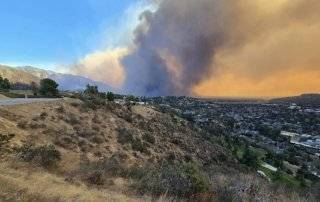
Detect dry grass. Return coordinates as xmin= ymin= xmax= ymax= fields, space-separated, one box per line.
xmin=0 ymin=94 xmax=9 ymax=99
xmin=0 ymin=163 xmax=139 ymax=202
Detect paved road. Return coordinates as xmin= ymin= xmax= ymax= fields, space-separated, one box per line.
xmin=0 ymin=98 xmax=60 ymax=106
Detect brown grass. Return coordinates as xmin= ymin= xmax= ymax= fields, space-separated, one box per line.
xmin=0 ymin=163 xmax=139 ymax=202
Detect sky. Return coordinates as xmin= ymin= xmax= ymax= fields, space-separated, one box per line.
xmin=0 ymin=0 xmax=319 ymax=97
xmin=0 ymin=0 xmax=146 ymax=69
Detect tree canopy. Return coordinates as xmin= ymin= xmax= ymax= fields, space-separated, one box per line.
xmin=39 ymin=78 xmax=59 ymax=96
xmin=0 ymin=76 xmax=11 ymax=91
xmin=106 ymin=91 xmax=115 ymax=101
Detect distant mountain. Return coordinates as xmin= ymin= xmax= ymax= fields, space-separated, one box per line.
xmin=0 ymin=65 xmax=40 ymax=84
xmin=270 ymin=94 xmax=320 ymax=107
xmin=47 ymin=73 xmax=116 ymax=92
xmin=0 ymin=64 xmax=115 ymax=92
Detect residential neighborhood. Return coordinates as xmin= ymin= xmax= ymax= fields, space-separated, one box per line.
xmin=147 ymin=96 xmax=320 ymax=183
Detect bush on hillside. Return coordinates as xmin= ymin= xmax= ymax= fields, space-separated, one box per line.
xmin=16 ymin=144 xmax=61 ymax=168
xmin=0 ymin=134 xmax=15 ymax=151
xmin=142 ymin=133 xmax=156 ymax=144
xmin=40 ymin=112 xmax=48 ymax=119
xmin=241 ymin=148 xmax=260 ymax=169
xmin=64 ymin=113 xmax=81 ymax=125
xmin=86 ymin=170 xmax=105 ymax=185
xmin=80 ymin=85 xmax=107 ymax=110
xmin=134 ymin=162 xmax=210 ymax=197
xmin=17 ymin=120 xmax=28 ymax=129
xmin=106 ymin=91 xmax=115 ymax=101
xmin=56 ymin=105 xmax=65 ymax=113
xmin=117 ymin=128 xmax=149 ymax=153
xmin=125 ymin=95 xmax=139 ymax=103
xmin=117 ymin=128 xmax=134 ymax=144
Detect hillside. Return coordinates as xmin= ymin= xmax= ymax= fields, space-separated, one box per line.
xmin=0 ymin=99 xmax=315 ymax=201
xmin=0 ymin=65 xmax=115 ymax=92
xmin=0 ymin=65 xmax=40 ymax=84
xmin=270 ymin=94 xmax=320 ymax=107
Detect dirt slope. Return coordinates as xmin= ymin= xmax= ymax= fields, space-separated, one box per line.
xmin=0 ymin=99 xmax=236 ymax=201
xmin=0 ymin=94 xmax=8 ymax=99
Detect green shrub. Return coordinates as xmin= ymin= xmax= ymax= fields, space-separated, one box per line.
xmin=17 ymin=144 xmax=61 ymax=168
xmin=29 ymin=121 xmax=46 ymax=129
xmin=82 ymin=97 xmax=106 ymax=110
xmin=117 ymin=128 xmax=149 ymax=153
xmin=70 ymin=102 xmax=80 ymax=108
xmin=40 ymin=112 xmax=48 ymax=119
xmin=0 ymin=134 xmax=15 ymax=150
xmin=90 ymin=135 xmax=105 ymax=144
xmin=17 ymin=120 xmax=28 ymax=129
xmin=101 ymin=152 xmax=129 ymax=176
xmin=117 ymin=128 xmax=134 ymax=144
xmin=106 ymin=91 xmax=115 ymax=101
xmin=135 ymin=162 xmax=210 ymax=197
xmin=65 ymin=113 xmax=80 ymax=125
xmin=241 ymin=148 xmax=259 ymax=169
xmin=86 ymin=170 xmax=105 ymax=185
xmin=131 ymin=138 xmax=148 ymax=153
xmin=56 ymin=106 xmax=65 ymax=113
xmin=142 ymin=133 xmax=156 ymax=144
xmin=126 ymin=165 xmax=146 ymax=179
xmin=125 ymin=95 xmax=139 ymax=102
xmin=80 ymin=85 xmax=107 ymax=110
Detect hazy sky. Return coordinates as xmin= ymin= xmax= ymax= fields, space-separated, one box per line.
xmin=1 ymin=0 xmax=319 ymax=97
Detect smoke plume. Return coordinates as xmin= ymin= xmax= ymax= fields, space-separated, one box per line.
xmin=72 ymin=48 xmax=127 ymax=87
xmin=75 ymin=0 xmax=320 ymax=97
xmin=122 ymin=0 xmax=226 ymax=96
xmin=122 ymin=0 xmax=320 ymax=96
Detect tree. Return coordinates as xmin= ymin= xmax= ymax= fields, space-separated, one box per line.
xmin=241 ymin=148 xmax=259 ymax=169
xmin=39 ymin=78 xmax=59 ymax=96
xmin=84 ymin=84 xmax=99 ymax=95
xmin=2 ymin=78 xmax=10 ymax=90
xmin=31 ymin=81 xmax=39 ymax=95
xmin=81 ymin=84 xmax=106 ymax=110
xmin=256 ymin=124 xmax=281 ymax=141
xmin=106 ymin=91 xmax=115 ymax=101
xmin=0 ymin=76 xmax=10 ymax=91
xmin=125 ymin=95 xmax=139 ymax=102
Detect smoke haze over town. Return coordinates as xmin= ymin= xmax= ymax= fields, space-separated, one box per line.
xmin=1 ymin=0 xmax=320 ymax=97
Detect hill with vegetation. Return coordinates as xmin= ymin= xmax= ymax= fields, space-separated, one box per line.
xmin=0 ymin=65 xmax=40 ymax=84
xmin=0 ymin=65 xmax=114 ymax=92
xmin=0 ymin=92 xmax=317 ymax=201
xmin=270 ymin=94 xmax=320 ymax=107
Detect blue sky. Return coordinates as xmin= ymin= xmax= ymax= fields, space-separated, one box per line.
xmin=0 ymin=0 xmax=148 ymax=70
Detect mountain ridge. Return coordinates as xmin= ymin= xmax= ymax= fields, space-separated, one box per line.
xmin=270 ymin=93 xmax=320 ymax=107
xmin=0 ymin=64 xmax=115 ymax=92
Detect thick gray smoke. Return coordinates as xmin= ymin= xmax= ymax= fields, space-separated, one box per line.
xmin=122 ymin=0 xmax=226 ymax=96
xmin=75 ymin=0 xmax=320 ymax=97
